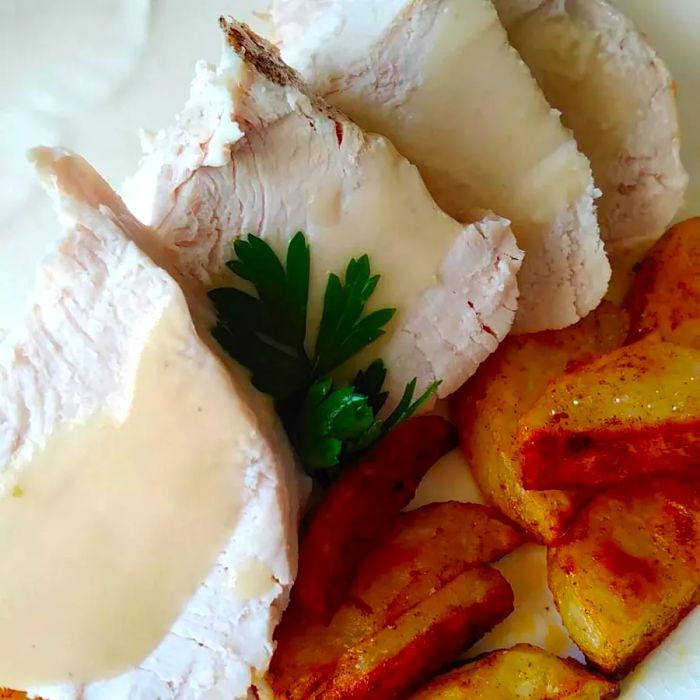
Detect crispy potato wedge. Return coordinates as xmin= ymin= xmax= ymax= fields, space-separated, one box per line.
xmin=456 ymin=303 xmax=628 ymax=543
xmin=353 ymin=501 xmax=523 ymax=592
xmin=518 ymin=338 xmax=700 ymax=489
xmin=294 ymin=415 xmax=456 ymax=622
xmin=269 ymin=501 xmax=521 ymax=699
xmin=0 ymin=693 xmax=27 ymax=699
xmin=270 ymin=602 xmax=351 ymax=700
xmin=409 ymin=643 xmax=619 ymax=699
xmin=320 ymin=567 xmax=514 ymax=700
xmin=625 ymin=217 xmax=700 ymax=349
xmin=549 ymin=476 xmax=700 ymax=676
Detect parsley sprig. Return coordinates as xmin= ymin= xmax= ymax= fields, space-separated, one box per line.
xmin=209 ymin=232 xmax=439 ymax=475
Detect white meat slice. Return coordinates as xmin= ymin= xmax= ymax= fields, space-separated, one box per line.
xmin=3 ymin=148 xmax=302 ymax=700
xmin=494 ymin=0 xmax=688 ymax=249
xmin=271 ymin=0 xmax=611 ymax=332
xmin=123 ymin=20 xmax=523 ymax=402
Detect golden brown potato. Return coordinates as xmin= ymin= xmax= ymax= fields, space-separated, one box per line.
xmin=0 ymin=692 xmax=28 ymax=699
xmin=625 ymin=217 xmax=700 ymax=349
xmin=409 ymin=644 xmax=620 ymax=699
xmin=269 ymin=502 xmax=520 ymax=699
xmin=518 ymin=337 xmax=700 ymax=489
xmin=548 ymin=476 xmax=700 ymax=676
xmin=293 ymin=416 xmax=456 ymax=623
xmin=353 ymin=501 xmax=523 ymax=593
xmin=270 ymin=603 xmax=346 ymax=700
xmin=319 ymin=567 xmax=514 ymax=700
xmin=456 ymin=303 xmax=628 ymax=543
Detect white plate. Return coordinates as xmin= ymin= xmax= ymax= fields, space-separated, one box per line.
xmin=0 ymin=1 xmax=697 ymax=698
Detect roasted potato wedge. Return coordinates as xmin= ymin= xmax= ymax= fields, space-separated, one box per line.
xmin=353 ymin=501 xmax=523 ymax=593
xmin=518 ymin=338 xmax=700 ymax=489
xmin=320 ymin=567 xmax=514 ymax=700
xmin=409 ymin=643 xmax=619 ymax=699
xmin=270 ymin=501 xmax=520 ymax=699
xmin=456 ymin=303 xmax=628 ymax=543
xmin=625 ymin=217 xmax=700 ymax=348
xmin=549 ymin=476 xmax=700 ymax=676
xmin=0 ymin=693 xmax=27 ymax=699
xmin=294 ymin=415 xmax=456 ymax=622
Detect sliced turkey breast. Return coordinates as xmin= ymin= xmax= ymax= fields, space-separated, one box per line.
xmin=123 ymin=19 xmax=523 ymax=402
xmin=271 ymin=0 xmax=611 ymax=332
xmin=494 ymin=0 xmax=687 ymax=249
xmin=0 ymin=147 xmax=302 ymax=700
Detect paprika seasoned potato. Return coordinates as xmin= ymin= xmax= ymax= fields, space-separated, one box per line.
xmin=353 ymin=501 xmax=523 ymax=592
xmin=0 ymin=693 xmax=27 ymax=699
xmin=456 ymin=303 xmax=628 ymax=543
xmin=270 ymin=502 xmax=520 ymax=699
xmin=625 ymin=217 xmax=700 ymax=348
xmin=548 ymin=476 xmax=700 ymax=676
xmin=518 ymin=338 xmax=700 ymax=490
xmin=320 ymin=567 xmax=514 ymax=700
xmin=409 ymin=644 xmax=619 ymax=699
xmin=293 ymin=415 xmax=456 ymax=623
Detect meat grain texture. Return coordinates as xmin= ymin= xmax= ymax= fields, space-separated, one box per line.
xmin=494 ymin=0 xmax=687 ymax=248
xmin=123 ymin=19 xmax=523 ymax=403
xmin=272 ymin=0 xmax=611 ymax=332
xmin=6 ymin=149 xmax=303 ymax=700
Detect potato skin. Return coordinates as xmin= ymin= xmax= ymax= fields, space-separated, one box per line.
xmin=293 ymin=415 xmax=456 ymax=623
xmin=408 ymin=644 xmax=619 ymax=699
xmin=321 ymin=567 xmax=514 ymax=700
xmin=518 ymin=338 xmax=700 ymax=490
xmin=548 ymin=476 xmax=700 ymax=676
xmin=625 ymin=217 xmax=700 ymax=349
xmin=353 ymin=501 xmax=523 ymax=592
xmin=456 ymin=303 xmax=628 ymax=543
xmin=270 ymin=502 xmax=521 ymax=700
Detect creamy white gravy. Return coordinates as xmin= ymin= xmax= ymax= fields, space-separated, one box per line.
xmin=0 ymin=298 xmax=252 ymax=688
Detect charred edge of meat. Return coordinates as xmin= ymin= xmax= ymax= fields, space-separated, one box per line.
xmin=218 ymin=17 xmax=345 ymax=123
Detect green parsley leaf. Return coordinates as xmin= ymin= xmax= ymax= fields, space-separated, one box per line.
xmin=228 ymin=232 xmax=309 ymax=351
xmin=351 ymin=359 xmax=439 ymax=436
xmin=209 ymin=232 xmax=441 ymax=478
xmin=352 ymin=359 xmax=389 ymax=414
xmin=297 ymin=362 xmax=441 ymax=474
xmin=208 ymin=232 xmax=311 ymax=400
xmin=299 ymin=379 xmax=376 ymax=471
xmin=313 ymin=256 xmax=395 ymax=376
xmin=382 ymin=378 xmax=442 ymax=434
xmin=209 ymin=289 xmax=306 ymax=399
